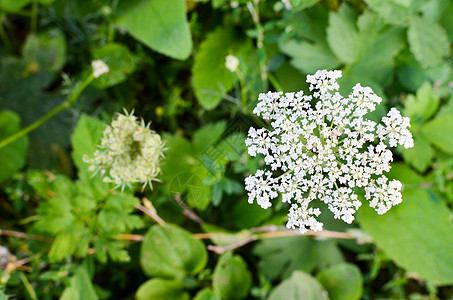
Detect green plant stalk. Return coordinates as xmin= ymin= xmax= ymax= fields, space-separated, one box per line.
xmin=0 ymin=15 xmax=13 ymax=53
xmin=0 ymin=74 xmax=95 ymax=150
xmin=31 ymin=0 xmax=38 ymax=32
xmin=20 ymin=273 xmax=37 ymax=300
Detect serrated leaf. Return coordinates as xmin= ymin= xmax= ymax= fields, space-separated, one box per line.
xmin=193 ymin=121 xmax=227 ymax=154
xmin=404 ymin=82 xmax=440 ymax=121
xmin=408 ymin=16 xmax=449 ymax=68
xmin=213 ymin=252 xmax=252 ymax=300
xmin=140 ymin=224 xmax=207 ymax=279
xmin=364 ymin=0 xmax=428 ymax=25
xmin=326 ymin=5 xmax=359 ymax=65
xmin=0 ymin=111 xmax=28 ymax=182
xmin=253 ymin=236 xmax=315 ymax=280
xmin=357 ymin=187 xmax=453 ymax=285
xmin=269 ymin=271 xmax=327 ymax=300
xmin=115 ymin=0 xmax=191 ymax=60
xmin=61 ymin=267 xmax=98 ymax=300
xmin=136 ymin=278 xmax=189 ymax=300
xmin=192 ymin=27 xmax=247 ymax=109
xmin=280 ymin=40 xmax=340 ymax=74
xmin=421 ymin=115 xmax=453 ymax=154
xmin=317 ymin=263 xmax=363 ymax=300
xmin=92 ymin=43 xmax=138 ymax=88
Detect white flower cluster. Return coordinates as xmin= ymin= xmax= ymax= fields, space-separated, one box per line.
xmin=245 ymin=70 xmax=414 ymax=233
xmin=225 ymin=54 xmax=240 ymax=72
xmin=91 ymin=60 xmax=109 ymax=78
xmin=83 ymin=109 xmax=165 ymax=191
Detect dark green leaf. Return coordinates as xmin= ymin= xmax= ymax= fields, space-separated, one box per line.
xmin=136 ymin=279 xmax=189 ymax=300
xmin=317 ymin=263 xmax=363 ymax=300
xmin=269 ymin=271 xmax=327 ymax=300
xmin=213 ymin=252 xmax=252 ymax=300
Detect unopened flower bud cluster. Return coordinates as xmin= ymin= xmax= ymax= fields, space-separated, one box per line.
xmin=245 ymin=70 xmax=414 ymax=233
xmin=84 ymin=109 xmax=165 ymax=191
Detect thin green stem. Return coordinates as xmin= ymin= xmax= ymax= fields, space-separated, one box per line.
xmin=0 ymin=74 xmax=94 ymax=150
xmin=31 ymin=0 xmax=38 ymax=32
xmin=268 ymin=72 xmax=283 ymax=91
xmin=0 ymin=15 xmax=13 ymax=53
xmin=236 ymin=69 xmax=247 ymax=108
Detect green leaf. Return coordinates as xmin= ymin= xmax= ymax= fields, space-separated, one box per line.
xmin=60 ymin=267 xmax=98 ymax=300
xmin=140 ymin=224 xmax=207 ymax=279
xmin=253 ymin=236 xmax=315 ymax=280
xmin=401 ymin=131 xmax=434 ymax=172
xmin=0 ymin=290 xmax=7 ymax=300
xmin=289 ymin=0 xmax=319 ymax=11
xmin=115 ymin=0 xmax=192 ymax=60
xmin=136 ymin=278 xmax=189 ymax=300
xmin=404 ymin=82 xmax=440 ymax=121
xmin=0 ymin=111 xmax=28 ymax=182
xmin=421 ymin=115 xmax=453 ymax=154
xmin=364 ymin=0 xmax=428 ymax=25
xmin=22 ymin=31 xmax=67 ymax=73
xmin=357 ymin=187 xmax=453 ymax=285
xmin=49 ymin=225 xmax=88 ymax=262
xmin=317 ymin=263 xmax=363 ymax=300
xmin=408 ymin=16 xmax=449 ymax=68
xmin=194 ymin=288 xmax=221 ymax=300
xmin=193 ymin=121 xmax=227 ymax=154
xmin=269 ymin=271 xmax=327 ymax=300
xmin=213 ymin=252 xmax=252 ymax=300
xmin=326 ymin=5 xmax=359 ymax=65
xmin=0 ymin=0 xmax=31 ymax=12
xmin=92 ymin=43 xmax=138 ymax=88
xmin=279 ymin=40 xmax=340 ymax=74
xmin=192 ymin=27 xmax=247 ymax=109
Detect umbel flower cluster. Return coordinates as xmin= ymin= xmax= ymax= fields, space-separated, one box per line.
xmin=245 ymin=70 xmax=414 ymax=233
xmin=84 ymin=109 xmax=165 ymax=191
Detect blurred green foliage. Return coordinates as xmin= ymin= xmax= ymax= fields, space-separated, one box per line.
xmin=0 ymin=0 xmax=452 ymax=299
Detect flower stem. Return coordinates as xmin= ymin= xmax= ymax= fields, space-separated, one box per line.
xmin=0 ymin=74 xmax=94 ymax=150
xmin=30 ymin=0 xmax=38 ymax=33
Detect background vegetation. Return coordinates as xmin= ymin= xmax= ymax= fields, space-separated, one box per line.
xmin=0 ymin=0 xmax=452 ymax=299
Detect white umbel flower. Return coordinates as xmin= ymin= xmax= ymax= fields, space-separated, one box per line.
xmin=91 ymin=60 xmax=109 ymax=78
xmin=83 ymin=109 xmax=165 ymax=191
xmin=245 ymin=70 xmax=414 ymax=233
xmin=225 ymin=55 xmax=240 ymax=72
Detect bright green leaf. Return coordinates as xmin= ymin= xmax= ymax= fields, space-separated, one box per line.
xmin=357 ymin=187 xmax=453 ymax=285
xmin=408 ymin=16 xmax=449 ymax=68
xmin=192 ymin=27 xmax=247 ymax=109
xmin=193 ymin=121 xmax=226 ymax=154
xmin=317 ymin=263 xmax=363 ymax=300
xmin=0 ymin=111 xmax=28 ymax=182
xmin=140 ymin=224 xmax=207 ymax=279
xmin=136 ymin=279 xmax=189 ymax=300
xmin=115 ymin=0 xmax=192 ymax=60
xmin=269 ymin=271 xmax=327 ymax=300
xmin=92 ymin=43 xmax=138 ymax=88
xmin=401 ymin=131 xmax=434 ymax=172
xmin=194 ymin=288 xmax=221 ymax=300
xmin=326 ymin=5 xmax=359 ymax=65
xmin=421 ymin=115 xmax=453 ymax=154
xmin=404 ymin=82 xmax=440 ymax=121
xmin=213 ymin=252 xmax=252 ymax=300
xmin=364 ymin=0 xmax=428 ymax=25
xmin=61 ymin=267 xmax=98 ymax=300
xmin=0 ymin=0 xmax=31 ymax=12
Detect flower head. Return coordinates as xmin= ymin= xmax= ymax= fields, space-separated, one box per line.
xmin=225 ymin=55 xmax=240 ymax=72
xmin=84 ymin=109 xmax=165 ymax=191
xmin=245 ymin=70 xmax=414 ymax=233
xmin=91 ymin=60 xmax=109 ymax=78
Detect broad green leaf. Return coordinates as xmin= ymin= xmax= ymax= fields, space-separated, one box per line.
xmin=92 ymin=43 xmax=138 ymax=88
xmin=193 ymin=121 xmax=227 ymax=154
xmin=314 ymin=240 xmax=345 ymax=270
xmin=269 ymin=271 xmax=327 ymax=300
xmin=404 ymin=82 xmax=440 ymax=121
xmin=357 ymin=187 xmax=453 ymax=285
xmin=364 ymin=0 xmax=428 ymax=25
xmin=326 ymin=5 xmax=359 ymax=65
xmin=0 ymin=0 xmax=30 ymax=11
xmin=279 ymin=40 xmax=340 ymax=74
xmin=0 ymin=111 xmax=28 ymax=182
xmin=408 ymin=16 xmax=449 ymax=68
xmin=136 ymin=279 xmax=189 ymax=300
xmin=22 ymin=31 xmax=67 ymax=73
xmin=232 ymin=198 xmax=272 ymax=228
xmin=213 ymin=252 xmax=252 ymax=300
xmin=289 ymin=0 xmax=319 ymax=11
xmin=317 ymin=263 xmax=363 ymax=300
xmin=115 ymin=0 xmax=192 ymax=60
xmin=194 ymin=288 xmax=221 ymax=300
xmin=49 ymin=225 xmax=88 ymax=262
xmin=192 ymin=27 xmax=247 ymax=109
xmin=61 ymin=267 xmax=98 ymax=300
xmin=401 ymin=131 xmax=434 ymax=172
xmin=421 ymin=115 xmax=453 ymax=154
xmin=140 ymin=224 xmax=207 ymax=279
xmin=253 ymin=236 xmax=316 ymax=280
